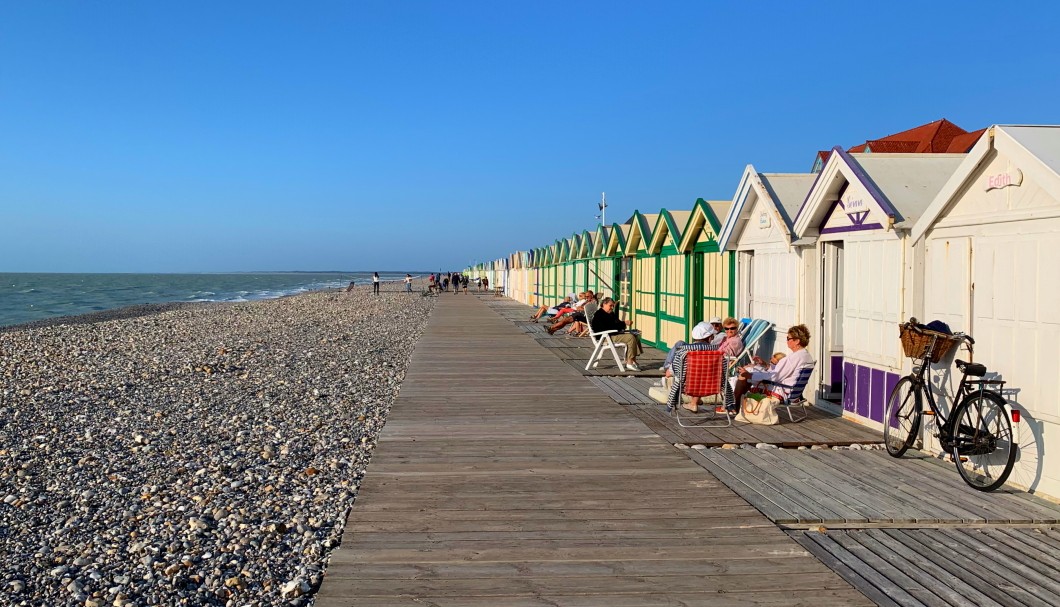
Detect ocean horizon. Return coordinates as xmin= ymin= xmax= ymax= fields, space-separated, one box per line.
xmin=0 ymin=271 xmax=436 ymax=328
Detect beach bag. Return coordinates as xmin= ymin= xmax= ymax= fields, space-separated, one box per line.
xmin=738 ymin=392 xmax=780 ymax=425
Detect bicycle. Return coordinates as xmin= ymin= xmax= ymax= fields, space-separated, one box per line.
xmin=883 ymin=319 xmax=1018 ymax=491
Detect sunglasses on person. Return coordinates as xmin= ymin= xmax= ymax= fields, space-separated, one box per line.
xmin=724 ymin=326 xmax=738 ymax=332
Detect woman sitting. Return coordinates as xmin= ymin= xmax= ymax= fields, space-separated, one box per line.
xmin=589 ymin=297 xmax=644 ymax=371
xmin=732 ymin=324 xmax=814 ymax=409
xmin=529 ymin=294 xmax=574 ymax=322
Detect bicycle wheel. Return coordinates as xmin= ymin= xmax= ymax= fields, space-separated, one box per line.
xmin=884 ymin=377 xmax=921 ymax=457
xmin=950 ymin=392 xmax=1016 ymax=491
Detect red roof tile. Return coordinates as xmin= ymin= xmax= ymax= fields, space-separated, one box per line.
xmin=944 ymin=128 xmax=987 ymax=153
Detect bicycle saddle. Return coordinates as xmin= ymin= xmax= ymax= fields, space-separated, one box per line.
xmin=956 ymin=359 xmax=987 ymax=376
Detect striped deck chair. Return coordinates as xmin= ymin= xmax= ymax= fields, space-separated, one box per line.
xmin=753 ymin=362 xmax=816 ymax=423
xmin=667 ymin=349 xmax=734 ymax=428
xmin=732 ymin=319 xmax=774 ymax=369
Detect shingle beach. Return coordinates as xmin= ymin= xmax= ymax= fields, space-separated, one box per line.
xmin=0 ymin=287 xmax=434 ymax=606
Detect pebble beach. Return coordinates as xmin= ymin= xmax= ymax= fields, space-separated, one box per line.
xmin=0 ymin=286 xmax=435 ymax=606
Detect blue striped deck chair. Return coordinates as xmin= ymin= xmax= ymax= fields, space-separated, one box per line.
xmin=733 ymin=319 xmax=774 ymax=369
xmin=754 ymin=362 xmax=816 ymax=423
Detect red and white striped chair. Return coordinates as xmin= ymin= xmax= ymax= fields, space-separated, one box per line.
xmin=670 ymin=349 xmax=731 ymax=427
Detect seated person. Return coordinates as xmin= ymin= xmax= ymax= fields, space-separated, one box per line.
xmin=663 ymin=323 xmax=722 ymax=412
xmin=529 ymin=294 xmax=574 ymax=322
xmin=547 ymin=291 xmax=596 ymax=335
xmin=589 ymin=297 xmax=644 ymax=371
xmin=661 ymin=319 xmax=720 ymax=370
xmin=732 ymin=324 xmax=814 ymax=409
xmin=715 ymin=317 xmax=744 ymax=358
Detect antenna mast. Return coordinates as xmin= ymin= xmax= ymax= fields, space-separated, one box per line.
xmin=598 ymin=192 xmax=607 ymax=225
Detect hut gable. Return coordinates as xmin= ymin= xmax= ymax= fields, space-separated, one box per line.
xmin=605 ymin=222 xmax=630 ymax=257
xmin=719 ymin=166 xmax=815 ymax=250
xmin=647 ymin=209 xmax=692 ymax=254
xmin=678 ymin=198 xmax=729 ymax=252
xmin=592 ymin=225 xmax=610 ymax=257
xmin=795 ymin=147 xmax=964 ymax=239
xmin=578 ymin=231 xmax=594 ymax=258
xmin=624 ymin=212 xmax=659 ymax=256
xmin=913 ymin=125 xmax=1060 ymax=242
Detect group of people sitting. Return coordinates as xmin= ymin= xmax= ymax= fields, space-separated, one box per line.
xmin=530 ymin=291 xmax=646 ymax=370
xmin=529 ymin=294 xmax=815 ymax=404
xmin=662 ymin=320 xmax=814 ymax=416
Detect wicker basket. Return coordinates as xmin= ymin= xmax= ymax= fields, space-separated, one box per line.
xmin=899 ymin=324 xmax=958 ymax=361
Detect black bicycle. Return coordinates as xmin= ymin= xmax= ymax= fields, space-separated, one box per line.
xmin=884 ymin=319 xmax=1017 ymax=491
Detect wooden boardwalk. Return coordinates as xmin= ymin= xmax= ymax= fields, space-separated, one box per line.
xmin=315 ymin=293 xmax=871 ymax=606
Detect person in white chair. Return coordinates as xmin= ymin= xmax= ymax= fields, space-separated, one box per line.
xmin=589 ymin=297 xmax=643 ymax=371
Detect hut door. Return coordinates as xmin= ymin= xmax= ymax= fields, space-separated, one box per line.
xmin=821 ymin=242 xmax=845 ymax=399
xmin=689 ymin=253 xmax=704 ymax=325
xmin=737 ymin=251 xmax=753 ymax=318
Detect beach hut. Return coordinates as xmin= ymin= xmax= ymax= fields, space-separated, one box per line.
xmin=642 ymin=209 xmax=693 ymax=348
xmin=586 ymin=225 xmax=612 ymax=296
xmin=623 ymin=212 xmax=661 ymax=345
xmin=792 ymin=148 xmax=965 ymax=422
xmin=677 ymin=198 xmax=735 ymax=328
xmin=910 ymin=125 xmax=1060 ymax=498
xmin=717 ymin=169 xmax=817 ymax=355
xmin=604 ymin=221 xmax=633 ymax=318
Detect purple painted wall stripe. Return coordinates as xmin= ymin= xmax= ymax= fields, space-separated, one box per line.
xmin=856 ymin=366 xmax=871 ymax=418
xmin=870 ymin=368 xmax=886 ymax=423
xmin=843 ymin=362 xmax=857 ymax=412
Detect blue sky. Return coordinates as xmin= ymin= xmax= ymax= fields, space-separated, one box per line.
xmin=2 ymin=2 xmax=1059 ymax=272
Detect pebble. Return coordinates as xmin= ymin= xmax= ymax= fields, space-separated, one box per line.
xmin=0 ymin=289 xmax=434 ymax=605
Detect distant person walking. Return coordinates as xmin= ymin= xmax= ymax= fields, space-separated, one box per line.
xmin=372 ymin=272 xmax=380 ymax=295
xmin=404 ymin=273 xmax=413 ymax=293
xmin=462 ymin=274 xmax=469 ymax=294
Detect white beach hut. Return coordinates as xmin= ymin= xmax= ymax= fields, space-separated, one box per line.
xmin=792 ymin=148 xmax=965 ymax=422
xmin=718 ymin=166 xmax=817 ymax=358
xmin=911 ymin=125 xmax=1060 ymax=498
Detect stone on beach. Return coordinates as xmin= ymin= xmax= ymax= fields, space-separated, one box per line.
xmin=0 ymin=288 xmax=434 ymax=605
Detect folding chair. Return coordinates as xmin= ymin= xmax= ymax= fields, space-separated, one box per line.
xmin=754 ymin=362 xmax=816 ymax=422
xmin=667 ymin=349 xmax=732 ymax=427
xmin=585 ymin=329 xmax=627 ymax=372
xmin=732 ymin=319 xmax=774 ymax=368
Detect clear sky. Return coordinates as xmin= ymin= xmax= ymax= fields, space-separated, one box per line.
xmin=3 ymin=2 xmax=1059 ymax=273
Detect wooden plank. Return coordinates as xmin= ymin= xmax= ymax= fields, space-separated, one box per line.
xmin=790 ymin=531 xmax=902 ymax=607
xmin=856 ymin=529 xmax=991 ymax=607
xmin=936 ymin=528 xmax=1060 ymax=598
xmin=883 ymin=528 xmax=1052 ymax=607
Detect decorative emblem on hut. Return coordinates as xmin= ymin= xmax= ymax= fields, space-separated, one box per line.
xmin=842 ymin=199 xmax=871 ymax=226
xmin=984 ymin=168 xmax=1023 ymax=191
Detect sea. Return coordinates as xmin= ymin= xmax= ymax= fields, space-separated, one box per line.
xmin=0 ymin=272 xmax=421 ymax=328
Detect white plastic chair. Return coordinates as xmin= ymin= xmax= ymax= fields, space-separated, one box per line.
xmin=586 ymin=329 xmax=627 ymax=372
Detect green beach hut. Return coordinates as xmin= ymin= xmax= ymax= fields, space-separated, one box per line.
xmin=677 ymin=198 xmax=735 ymax=325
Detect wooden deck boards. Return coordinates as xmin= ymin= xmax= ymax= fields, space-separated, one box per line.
xmin=687 ymin=448 xmax=1060 ymax=527
xmin=316 ymin=293 xmax=871 ymax=606
xmin=791 ymin=527 xmax=1060 ymax=607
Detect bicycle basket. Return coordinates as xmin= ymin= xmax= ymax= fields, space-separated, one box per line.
xmin=899 ymin=324 xmax=958 ymax=360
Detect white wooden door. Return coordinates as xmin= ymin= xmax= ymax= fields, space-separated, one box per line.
xmin=821 ymin=242 xmax=845 ymax=396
